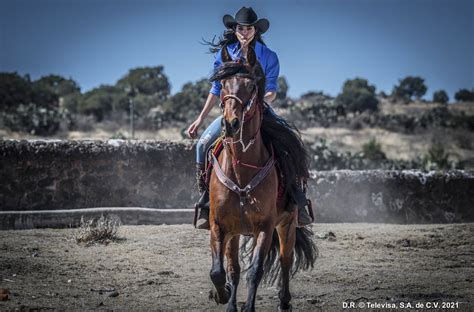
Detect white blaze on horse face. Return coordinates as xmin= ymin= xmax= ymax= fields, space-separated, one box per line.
xmin=222 ymin=76 xmax=255 ymax=128
xmin=223 ymin=77 xmax=243 ymax=123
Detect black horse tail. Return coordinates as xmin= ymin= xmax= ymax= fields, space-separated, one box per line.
xmin=241 ymin=226 xmax=318 ymax=285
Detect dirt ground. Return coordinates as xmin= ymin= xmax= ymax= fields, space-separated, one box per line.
xmin=0 ymin=223 xmax=473 ymax=311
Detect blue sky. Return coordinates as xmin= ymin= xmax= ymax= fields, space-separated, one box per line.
xmin=1 ymin=0 xmax=472 ymax=100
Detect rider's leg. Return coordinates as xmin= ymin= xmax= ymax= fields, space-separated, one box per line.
xmin=195 ymin=116 xmax=223 ymax=230
xmin=262 ymin=104 xmax=313 ymax=226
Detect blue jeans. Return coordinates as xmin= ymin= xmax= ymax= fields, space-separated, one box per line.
xmin=196 ymin=105 xmax=280 ymax=164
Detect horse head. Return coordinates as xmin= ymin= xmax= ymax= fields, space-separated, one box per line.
xmin=210 ymin=46 xmax=265 ymax=138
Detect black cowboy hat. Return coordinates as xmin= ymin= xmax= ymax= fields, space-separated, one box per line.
xmin=223 ymin=7 xmax=270 ymax=34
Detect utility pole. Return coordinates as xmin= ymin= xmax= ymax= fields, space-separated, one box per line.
xmin=128 ymin=87 xmax=137 ymax=140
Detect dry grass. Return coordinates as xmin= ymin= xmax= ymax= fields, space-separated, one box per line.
xmin=73 ymin=215 xmax=124 ymax=246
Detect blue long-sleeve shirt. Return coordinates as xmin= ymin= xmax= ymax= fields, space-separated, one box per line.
xmin=209 ymin=41 xmax=280 ymax=96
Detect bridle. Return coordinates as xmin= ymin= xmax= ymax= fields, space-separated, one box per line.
xmin=220 ymin=78 xmax=263 ymax=154
xmin=211 ymin=61 xmax=276 ymax=210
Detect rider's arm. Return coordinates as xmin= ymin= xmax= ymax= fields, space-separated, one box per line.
xmin=264 ymin=51 xmax=280 ymax=105
xmin=198 ymin=93 xmax=219 ymax=121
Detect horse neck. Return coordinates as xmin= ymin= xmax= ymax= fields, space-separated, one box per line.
xmin=223 ymin=105 xmax=269 ymax=186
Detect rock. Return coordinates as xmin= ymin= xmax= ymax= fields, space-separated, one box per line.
xmin=399 ymin=239 xmax=411 ymax=247
xmin=0 ymin=289 xmax=9 ymax=300
xmin=306 ymin=298 xmax=321 ymax=304
xmin=316 ymin=233 xmax=328 ymax=239
xmin=108 ymin=291 xmax=119 ymax=297
xmin=328 ymin=231 xmax=337 ymax=241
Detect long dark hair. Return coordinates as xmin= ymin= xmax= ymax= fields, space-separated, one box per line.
xmin=202 ymin=28 xmax=267 ymax=54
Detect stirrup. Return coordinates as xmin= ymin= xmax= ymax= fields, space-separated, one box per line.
xmin=194 ymin=190 xmax=210 ymax=230
xmin=297 ymin=199 xmax=314 ymax=227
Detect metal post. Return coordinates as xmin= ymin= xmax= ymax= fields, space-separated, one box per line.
xmin=130 ymin=98 xmax=135 ymax=139
xmin=128 ymin=87 xmax=136 ymax=140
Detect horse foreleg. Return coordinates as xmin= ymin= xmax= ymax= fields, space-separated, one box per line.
xmin=209 ymin=225 xmax=230 ymax=305
xmin=276 ymin=212 xmax=297 ymax=312
xmin=242 ymin=228 xmax=273 ymax=312
xmin=224 ymin=235 xmax=240 ymax=312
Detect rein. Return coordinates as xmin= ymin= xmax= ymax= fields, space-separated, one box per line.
xmin=211 ymin=144 xmax=275 ymax=208
xmin=213 ymin=62 xmax=276 ymax=211
xmin=220 ymin=87 xmax=260 ymax=153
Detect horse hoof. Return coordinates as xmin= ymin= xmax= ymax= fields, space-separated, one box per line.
xmin=241 ymin=304 xmax=255 ymax=312
xmin=226 ymin=304 xmax=238 ymax=312
xmin=208 ymin=289 xmax=230 ymax=305
xmin=278 ymin=303 xmax=292 ymax=312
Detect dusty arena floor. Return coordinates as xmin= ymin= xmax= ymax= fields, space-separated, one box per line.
xmin=0 ymin=223 xmax=473 ymax=311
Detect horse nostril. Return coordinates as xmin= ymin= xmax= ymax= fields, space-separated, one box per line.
xmin=231 ymin=118 xmax=240 ymax=131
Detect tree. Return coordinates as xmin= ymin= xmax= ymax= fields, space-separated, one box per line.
xmin=454 ymin=88 xmax=474 ymax=102
xmin=276 ymin=76 xmax=289 ymax=100
xmin=78 ymin=85 xmax=128 ymax=121
xmin=0 ymin=72 xmax=59 ymax=112
xmin=33 ymin=75 xmax=80 ymax=97
xmin=0 ymin=72 xmax=33 ymax=112
xmin=161 ymin=78 xmax=211 ymax=121
xmin=432 ymin=90 xmax=449 ymax=104
xmin=0 ymin=72 xmax=65 ymax=134
xmin=392 ymin=76 xmax=427 ymax=102
xmin=335 ymin=78 xmax=378 ymax=113
xmin=116 ymin=66 xmax=170 ymax=100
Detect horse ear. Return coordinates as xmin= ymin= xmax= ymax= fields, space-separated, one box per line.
xmin=246 ymin=46 xmax=257 ymax=67
xmin=221 ymin=45 xmax=232 ymax=63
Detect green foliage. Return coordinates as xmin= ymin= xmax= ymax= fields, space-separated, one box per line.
xmin=116 ymin=66 xmax=170 ymax=100
xmin=0 ymin=72 xmax=59 ymax=112
xmin=421 ymin=141 xmax=457 ymax=170
xmin=62 ymin=92 xmax=83 ymax=114
xmin=33 ymin=74 xmax=80 ymax=97
xmin=109 ymin=131 xmax=128 ymax=140
xmin=1 ymin=103 xmax=68 ymax=135
xmin=335 ymin=78 xmax=378 ymax=113
xmin=276 ymin=76 xmax=289 ymax=100
xmin=0 ymin=72 xmax=34 ymax=112
xmin=0 ymin=72 xmax=70 ymax=134
xmin=161 ymin=78 xmax=211 ymax=121
xmin=78 ymin=85 xmax=129 ymax=121
xmin=432 ymin=90 xmax=449 ymax=104
xmin=308 ymin=138 xmax=461 ymax=171
xmin=361 ymin=138 xmax=386 ymax=161
xmin=454 ymin=88 xmax=474 ymax=102
xmin=392 ymin=76 xmax=428 ymax=102
xmin=290 ymin=91 xmax=342 ymax=126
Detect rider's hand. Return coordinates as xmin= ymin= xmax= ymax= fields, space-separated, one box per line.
xmin=187 ymin=117 xmax=203 ymax=139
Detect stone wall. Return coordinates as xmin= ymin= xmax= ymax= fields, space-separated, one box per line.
xmin=0 ymin=140 xmax=196 ymax=211
xmin=1 ymin=140 xmax=473 ymax=229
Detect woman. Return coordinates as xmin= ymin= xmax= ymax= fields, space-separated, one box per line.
xmin=187 ymin=7 xmax=312 ymax=230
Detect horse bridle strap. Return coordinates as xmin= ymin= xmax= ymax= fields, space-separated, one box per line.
xmin=220 ymin=85 xmax=258 ymax=120
xmin=211 ymin=144 xmax=275 ymax=208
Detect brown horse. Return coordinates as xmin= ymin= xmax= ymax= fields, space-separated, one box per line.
xmin=207 ymin=46 xmax=317 ymax=312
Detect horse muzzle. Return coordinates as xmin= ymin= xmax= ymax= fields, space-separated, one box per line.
xmin=224 ymin=118 xmax=240 ymax=137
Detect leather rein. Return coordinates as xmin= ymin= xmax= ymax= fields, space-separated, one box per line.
xmin=212 ymin=77 xmax=276 ymax=207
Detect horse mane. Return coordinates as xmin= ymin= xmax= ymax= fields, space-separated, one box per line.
xmin=209 ymin=56 xmax=266 ymax=104
xmin=209 ymin=46 xmax=310 ymax=193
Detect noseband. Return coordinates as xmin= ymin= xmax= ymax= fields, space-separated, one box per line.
xmin=212 ymin=69 xmax=276 ymax=210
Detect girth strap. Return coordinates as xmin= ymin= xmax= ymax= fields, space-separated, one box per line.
xmin=211 ymin=146 xmax=276 ymax=208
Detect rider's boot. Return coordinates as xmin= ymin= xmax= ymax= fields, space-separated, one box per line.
xmin=195 ymin=163 xmax=210 ymax=230
xmin=291 ymin=181 xmax=314 ymax=227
